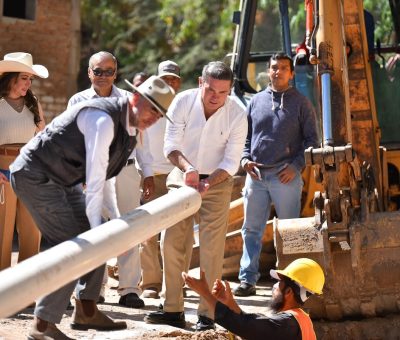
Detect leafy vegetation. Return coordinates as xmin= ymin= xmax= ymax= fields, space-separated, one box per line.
xmin=364 ymin=0 xmax=395 ymax=45
xmin=80 ymin=0 xmax=239 ymax=90
xmin=79 ymin=0 xmax=397 ymax=90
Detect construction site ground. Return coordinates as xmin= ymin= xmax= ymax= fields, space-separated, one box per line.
xmin=1 ymin=246 xmax=400 ymax=339
xmin=0 ymin=263 xmax=272 ymax=340
xmin=2 ymin=266 xmax=400 ymax=340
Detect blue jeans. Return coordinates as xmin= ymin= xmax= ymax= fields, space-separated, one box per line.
xmin=239 ymin=170 xmax=303 ymax=285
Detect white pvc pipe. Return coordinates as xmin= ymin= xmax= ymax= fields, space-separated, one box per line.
xmin=0 ymin=186 xmax=201 ymax=318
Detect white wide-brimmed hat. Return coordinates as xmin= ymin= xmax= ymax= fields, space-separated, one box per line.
xmin=0 ymin=52 xmax=49 ymax=78
xmin=124 ymin=75 xmax=175 ymax=123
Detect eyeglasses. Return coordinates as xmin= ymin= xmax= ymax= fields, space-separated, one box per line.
xmin=91 ymin=68 xmax=116 ymax=77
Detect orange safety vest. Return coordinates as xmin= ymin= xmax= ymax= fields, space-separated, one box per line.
xmin=286 ymin=308 xmax=317 ymax=340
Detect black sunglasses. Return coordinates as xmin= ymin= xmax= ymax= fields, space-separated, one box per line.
xmin=91 ymin=68 xmax=115 ymax=77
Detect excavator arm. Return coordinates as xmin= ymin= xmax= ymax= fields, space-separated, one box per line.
xmin=231 ymin=0 xmax=400 ymax=321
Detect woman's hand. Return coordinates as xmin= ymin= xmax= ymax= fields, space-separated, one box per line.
xmin=0 ymin=172 xmax=8 ymax=184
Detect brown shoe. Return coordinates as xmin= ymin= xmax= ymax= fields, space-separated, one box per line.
xmin=107 ymin=264 xmax=119 ymax=280
xmin=28 ymin=322 xmax=74 ymax=340
xmin=71 ymin=299 xmax=127 ymax=331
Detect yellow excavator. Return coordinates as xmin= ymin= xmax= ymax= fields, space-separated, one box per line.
xmin=228 ymin=0 xmax=400 ymax=327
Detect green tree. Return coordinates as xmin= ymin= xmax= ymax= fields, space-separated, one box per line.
xmin=79 ymin=0 xmax=397 ymax=91
xmin=157 ymin=0 xmax=239 ymax=87
xmin=79 ymin=0 xmax=240 ymax=90
xmin=364 ymin=0 xmax=395 ymax=45
xmin=79 ymin=0 xmax=137 ymax=89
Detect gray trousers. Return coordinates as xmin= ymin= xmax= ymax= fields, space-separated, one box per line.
xmin=10 ymin=165 xmax=104 ymax=324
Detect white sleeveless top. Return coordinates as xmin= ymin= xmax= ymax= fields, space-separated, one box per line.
xmin=0 ymin=98 xmax=37 ymax=145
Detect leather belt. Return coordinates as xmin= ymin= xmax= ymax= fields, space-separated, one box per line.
xmin=126 ymin=159 xmax=135 ymax=166
xmin=0 ymin=147 xmax=20 ymax=156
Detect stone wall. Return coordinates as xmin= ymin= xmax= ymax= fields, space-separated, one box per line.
xmin=0 ymin=0 xmax=81 ymax=122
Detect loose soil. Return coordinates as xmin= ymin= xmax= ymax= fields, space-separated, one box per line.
xmin=1 ymin=262 xmax=400 ymax=339
xmin=0 ymin=267 xmax=270 ymax=340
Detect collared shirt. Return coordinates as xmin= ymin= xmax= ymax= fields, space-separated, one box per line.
xmin=164 ymin=88 xmax=247 ymax=176
xmin=77 ymin=107 xmax=135 ymax=228
xmin=68 ymin=85 xmax=127 ymax=106
xmin=68 ymin=85 xmax=153 ymax=176
xmin=146 ymin=117 xmax=174 ymax=174
xmin=68 ymin=85 xmax=152 ymax=228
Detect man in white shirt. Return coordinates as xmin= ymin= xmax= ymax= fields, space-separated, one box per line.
xmin=140 ymin=60 xmax=192 ymax=299
xmin=68 ymin=51 xmax=152 ymax=309
xmin=10 ymin=76 xmax=175 ymax=339
xmin=144 ymin=61 xmax=247 ymax=331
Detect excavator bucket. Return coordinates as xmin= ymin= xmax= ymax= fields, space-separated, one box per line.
xmin=274 ymin=212 xmax=400 ymax=320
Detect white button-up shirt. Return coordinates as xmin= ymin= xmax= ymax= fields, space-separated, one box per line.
xmin=164 ymin=88 xmax=247 ymax=176
xmin=146 ymin=117 xmax=174 ymax=174
xmin=76 ymin=107 xmax=132 ymax=228
xmin=68 ymin=85 xmax=152 ymax=228
xmin=68 ymin=85 xmax=153 ymax=176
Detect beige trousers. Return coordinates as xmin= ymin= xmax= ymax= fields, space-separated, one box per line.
xmin=104 ymin=163 xmax=142 ymax=296
xmin=161 ymin=167 xmax=233 ymax=319
xmin=0 ymin=151 xmax=41 ymax=270
xmin=140 ymin=173 xmax=193 ymax=291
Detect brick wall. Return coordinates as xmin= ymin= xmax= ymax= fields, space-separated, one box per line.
xmin=0 ymin=0 xmax=81 ymax=122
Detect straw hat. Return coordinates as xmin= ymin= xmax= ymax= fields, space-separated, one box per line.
xmin=124 ymin=75 xmax=175 ymax=123
xmin=0 ymin=52 xmax=49 ymax=78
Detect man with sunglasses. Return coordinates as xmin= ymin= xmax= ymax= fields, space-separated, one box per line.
xmin=183 ymin=258 xmax=325 ymax=340
xmin=68 ymin=51 xmax=154 ymax=309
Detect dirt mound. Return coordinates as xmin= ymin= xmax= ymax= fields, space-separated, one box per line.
xmin=137 ymin=329 xmax=238 ymax=339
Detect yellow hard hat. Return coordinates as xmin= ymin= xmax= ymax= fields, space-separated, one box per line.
xmin=270 ymin=258 xmax=325 ymax=295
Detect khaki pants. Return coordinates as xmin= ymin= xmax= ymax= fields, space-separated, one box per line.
xmin=140 ymin=174 xmax=193 ymax=291
xmin=140 ymin=174 xmax=168 ymax=291
xmin=0 ymin=149 xmax=41 ymax=270
xmin=161 ymin=167 xmax=233 ymax=319
xmin=106 ymin=163 xmax=142 ymax=296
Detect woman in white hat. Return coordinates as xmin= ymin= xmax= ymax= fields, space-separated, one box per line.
xmin=0 ymin=52 xmax=48 ymax=270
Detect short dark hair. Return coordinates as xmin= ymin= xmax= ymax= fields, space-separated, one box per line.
xmin=132 ymin=72 xmax=149 ymax=89
xmin=270 ymin=53 xmax=294 ymax=72
xmin=201 ymin=61 xmax=233 ymax=85
xmin=133 ymin=71 xmax=149 ymax=80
